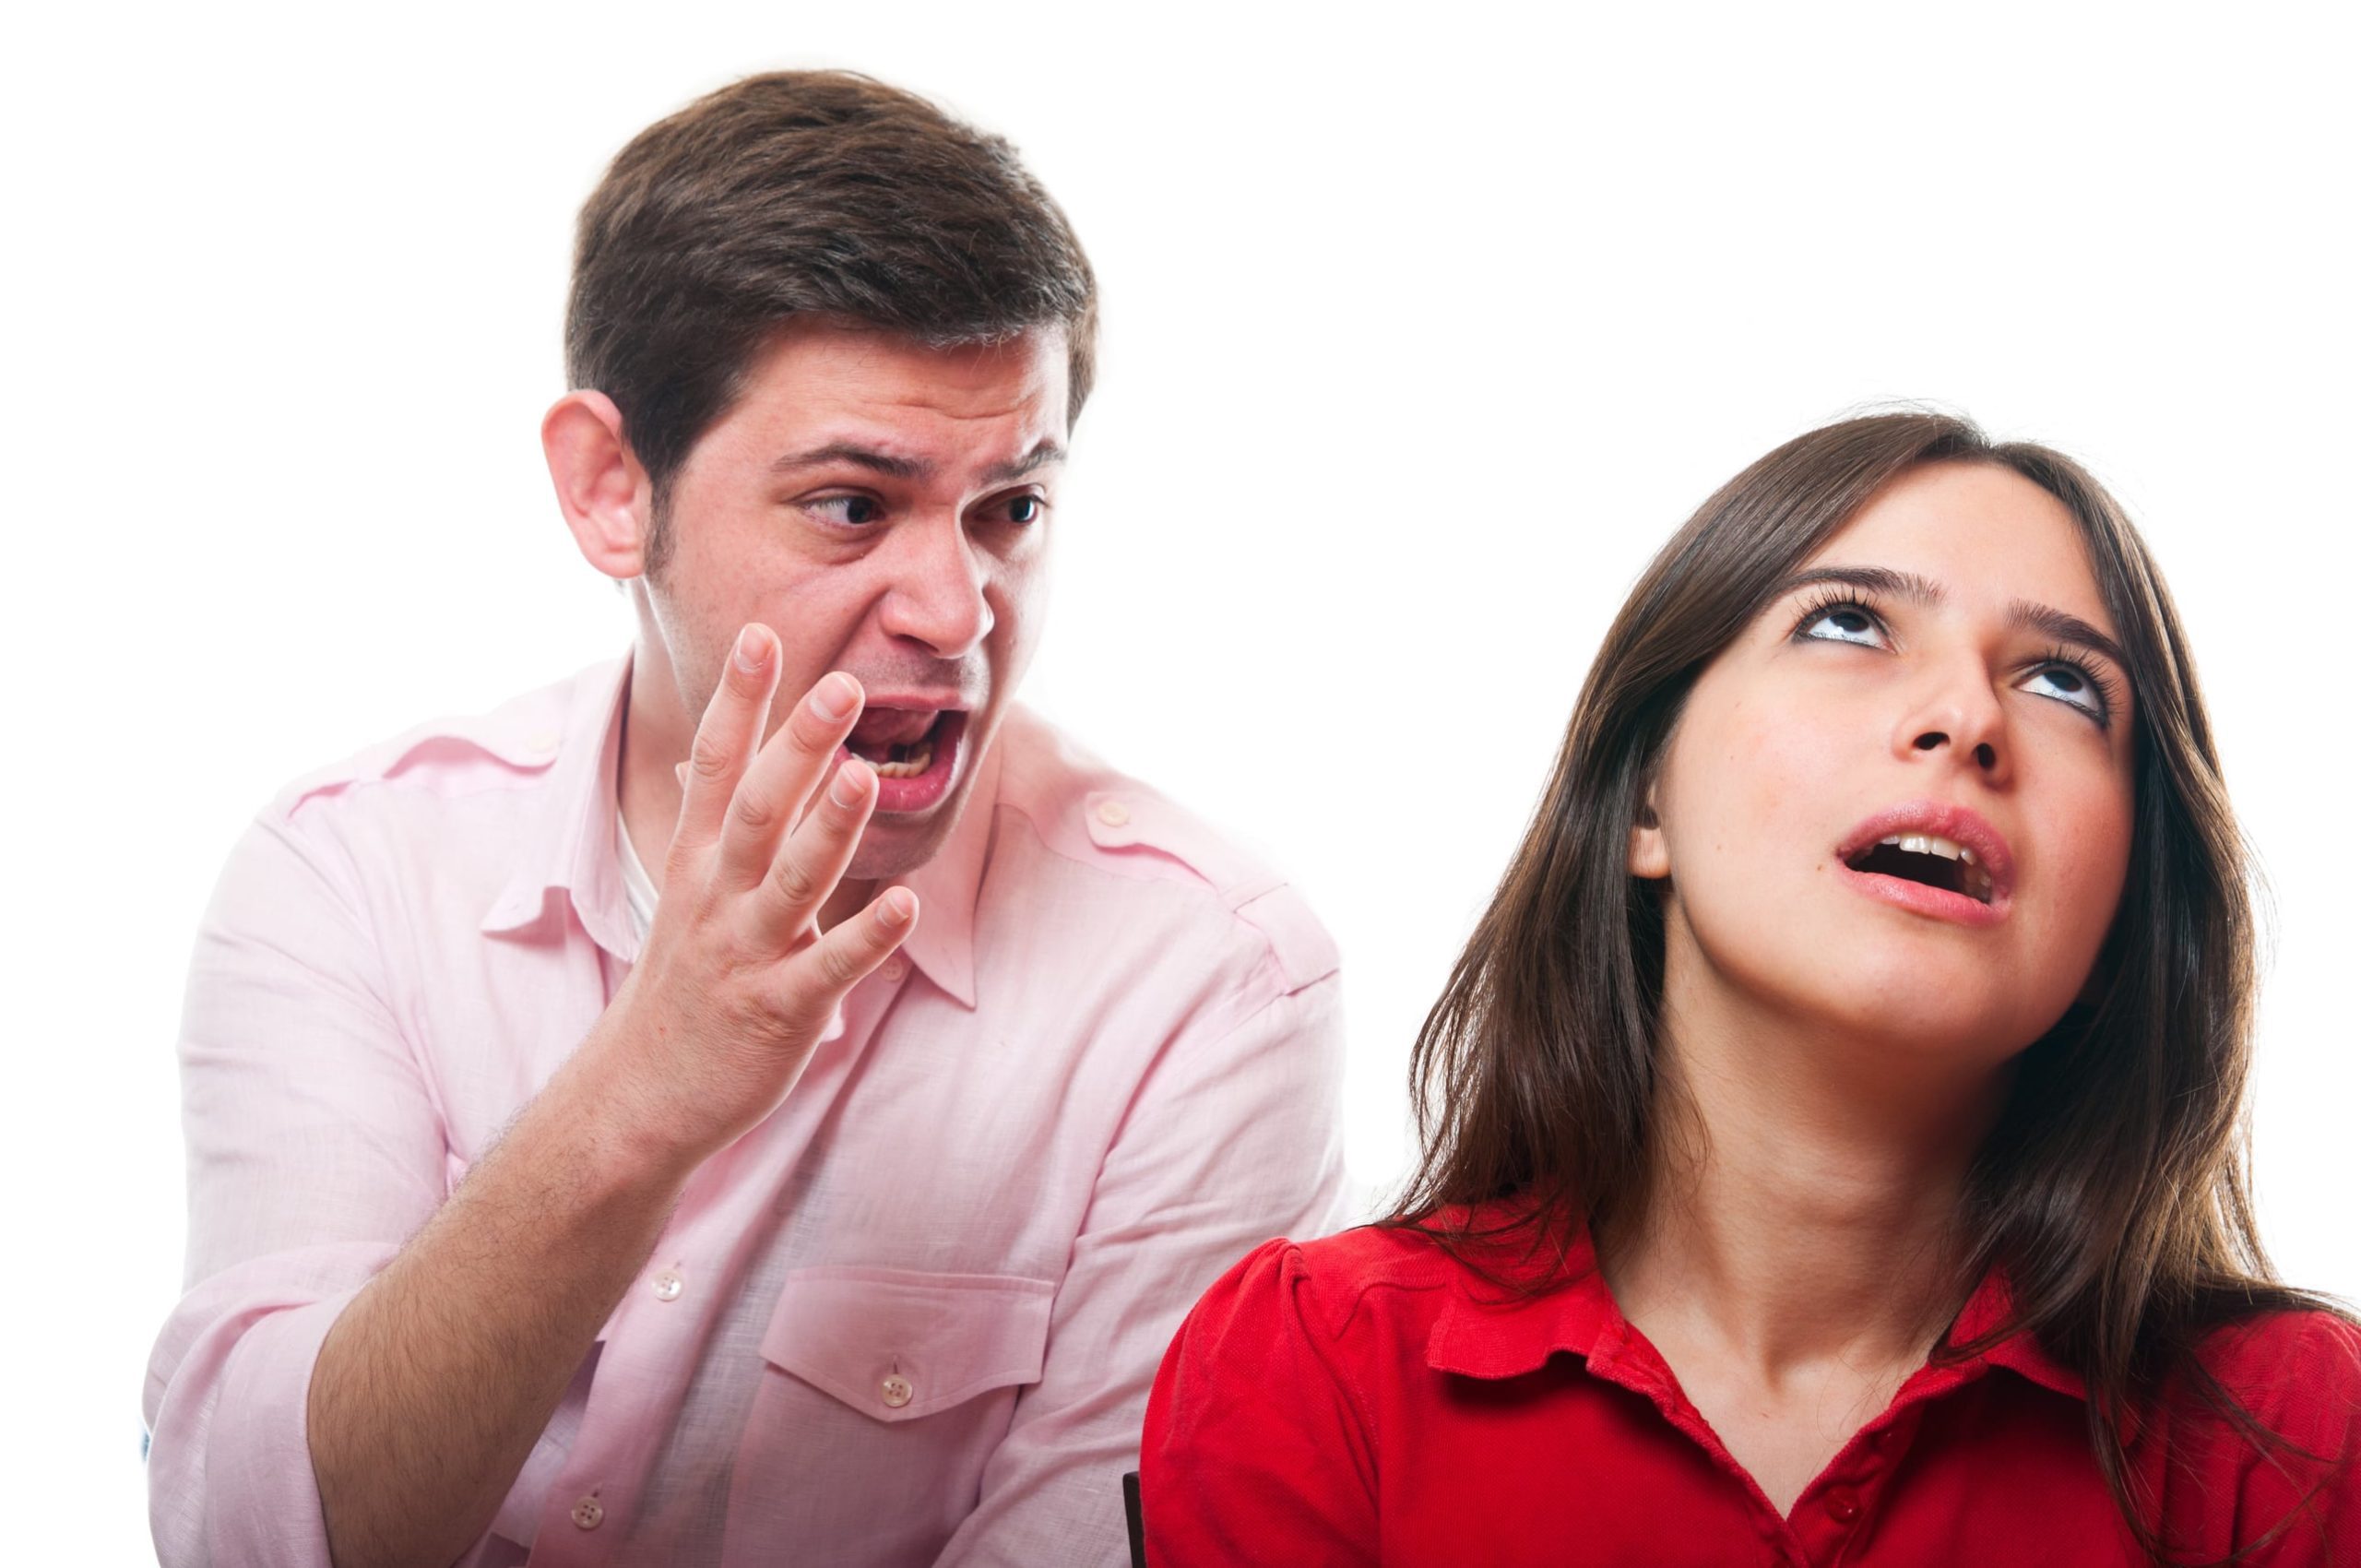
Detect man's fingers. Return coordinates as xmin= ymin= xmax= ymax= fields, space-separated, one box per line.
xmin=716 ymin=671 xmax=864 ymax=889
xmin=753 ymin=758 xmax=878 ymax=945
xmin=671 ymin=624 xmax=782 ymax=867
xmin=785 ymin=886 xmax=919 ymax=1012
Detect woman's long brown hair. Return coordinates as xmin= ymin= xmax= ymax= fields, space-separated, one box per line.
xmin=1389 ymin=410 xmax=2343 ymax=1562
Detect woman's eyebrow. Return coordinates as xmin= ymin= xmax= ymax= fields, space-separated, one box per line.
xmin=1766 ymin=564 xmax=1942 ymax=606
xmin=1768 ymin=565 xmax=2130 ymax=669
xmin=2009 ymin=600 xmax=2129 ymax=670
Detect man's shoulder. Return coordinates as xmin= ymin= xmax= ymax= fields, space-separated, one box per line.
xmin=986 ymin=707 xmax=1337 ymax=995
xmin=266 ymin=659 xmax=623 ymax=827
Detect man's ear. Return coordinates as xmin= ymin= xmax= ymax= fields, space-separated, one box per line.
xmin=1627 ymin=783 xmax=1670 ymax=881
xmin=543 ymin=390 xmax=650 ymax=581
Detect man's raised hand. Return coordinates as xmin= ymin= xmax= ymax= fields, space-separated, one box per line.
xmin=592 ymin=622 xmax=918 ymax=1171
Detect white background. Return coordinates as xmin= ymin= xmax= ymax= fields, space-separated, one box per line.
xmin=6 ymin=2 xmax=2355 ymax=1558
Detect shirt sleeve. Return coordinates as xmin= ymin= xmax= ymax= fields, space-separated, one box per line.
xmin=144 ymin=807 xmax=448 ymax=1568
xmin=1140 ymin=1236 xmax=1381 ymax=1567
xmin=931 ymin=969 xmax=1351 ymax=1567
xmin=2182 ymin=1311 xmax=2361 ymax=1563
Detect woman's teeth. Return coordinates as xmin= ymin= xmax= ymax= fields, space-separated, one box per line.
xmin=1881 ymin=832 xmax=1970 ymax=862
xmin=1874 ymin=832 xmax=1997 ymax=903
xmin=867 ymin=738 xmax=934 ymax=778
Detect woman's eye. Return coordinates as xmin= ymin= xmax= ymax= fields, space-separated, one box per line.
xmin=805 ymin=495 xmax=883 ymax=527
xmin=1798 ymin=604 xmax=1887 ymax=648
xmin=2020 ymin=663 xmax=2105 ymax=718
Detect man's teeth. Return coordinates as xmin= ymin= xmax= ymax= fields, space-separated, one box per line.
xmin=864 ymin=738 xmax=934 ymax=778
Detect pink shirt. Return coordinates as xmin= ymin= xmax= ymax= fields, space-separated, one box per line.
xmin=145 ymin=656 xmax=1347 ymax=1567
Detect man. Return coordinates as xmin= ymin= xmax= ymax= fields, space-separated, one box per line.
xmin=145 ymin=72 xmax=1344 ymax=1567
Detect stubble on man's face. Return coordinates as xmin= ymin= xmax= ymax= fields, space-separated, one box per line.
xmin=637 ymin=320 xmax=1069 ymax=886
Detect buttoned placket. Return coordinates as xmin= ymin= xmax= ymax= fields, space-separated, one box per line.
xmin=522 ymin=953 xmax=908 ymax=1563
xmin=1581 ymin=1316 xmax=1989 ymax=1568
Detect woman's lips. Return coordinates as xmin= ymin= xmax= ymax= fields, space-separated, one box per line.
xmin=1834 ymin=800 xmax=2015 ymax=927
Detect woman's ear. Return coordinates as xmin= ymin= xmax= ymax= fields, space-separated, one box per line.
xmin=543 ymin=389 xmax=652 ymax=581
xmin=1628 ymin=786 xmax=1671 ymax=880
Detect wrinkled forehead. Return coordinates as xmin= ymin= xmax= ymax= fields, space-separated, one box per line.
xmin=695 ymin=319 xmax=1072 ymax=481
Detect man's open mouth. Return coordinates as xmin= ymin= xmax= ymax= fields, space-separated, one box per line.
xmin=1844 ymin=833 xmax=1996 ymax=905
xmin=843 ymin=708 xmax=957 ymax=779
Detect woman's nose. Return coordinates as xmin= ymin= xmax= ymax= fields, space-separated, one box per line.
xmin=1894 ymin=662 xmax=2011 ymax=784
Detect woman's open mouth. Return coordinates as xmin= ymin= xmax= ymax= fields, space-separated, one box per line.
xmin=1835 ymin=802 xmax=2013 ymax=926
xmin=1845 ymin=833 xmax=1995 ymax=904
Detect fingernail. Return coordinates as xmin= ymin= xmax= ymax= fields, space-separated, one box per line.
xmin=809 ymin=672 xmax=860 ymax=721
xmin=877 ymin=888 xmax=916 ymax=927
xmin=828 ymin=759 xmax=871 ymax=808
xmin=674 ymin=761 xmax=689 ymax=790
xmin=734 ymin=624 xmax=770 ymax=673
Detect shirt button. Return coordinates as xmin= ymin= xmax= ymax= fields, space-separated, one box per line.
xmin=1824 ymin=1487 xmax=1861 ymax=1524
xmin=1095 ymin=799 xmax=1130 ymax=827
xmin=880 ymin=1373 xmax=914 ymax=1408
xmin=881 ymin=956 xmax=909 ymax=985
xmin=652 ymin=1268 xmax=683 ymax=1301
xmin=528 ymin=729 xmax=563 ymax=755
xmin=571 ymin=1496 xmax=604 ymax=1530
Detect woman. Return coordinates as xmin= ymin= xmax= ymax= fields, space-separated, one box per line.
xmin=1142 ymin=412 xmax=2359 ymax=1564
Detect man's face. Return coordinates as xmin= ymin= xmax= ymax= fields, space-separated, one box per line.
xmin=644 ymin=319 xmax=1068 ymax=881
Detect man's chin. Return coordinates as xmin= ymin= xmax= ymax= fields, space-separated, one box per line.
xmin=845 ymin=816 xmax=954 ymax=887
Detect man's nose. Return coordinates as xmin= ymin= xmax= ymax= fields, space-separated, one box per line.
xmin=1892 ymin=653 xmax=2011 ymax=785
xmin=878 ymin=515 xmax=994 ymax=659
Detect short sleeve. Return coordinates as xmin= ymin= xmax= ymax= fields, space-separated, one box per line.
xmin=2157 ymin=1309 xmax=2361 ymax=1563
xmin=1141 ymin=1238 xmax=1380 ymax=1567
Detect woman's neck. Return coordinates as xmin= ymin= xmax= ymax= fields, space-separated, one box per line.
xmin=1599 ymin=977 xmax=2011 ymax=1384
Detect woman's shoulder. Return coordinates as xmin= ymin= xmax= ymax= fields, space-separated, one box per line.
xmin=1210 ymin=1206 xmax=1578 ymax=1343
xmin=2191 ymin=1304 xmax=2361 ymax=1420
xmin=1214 ymin=1223 xmax=1469 ymax=1329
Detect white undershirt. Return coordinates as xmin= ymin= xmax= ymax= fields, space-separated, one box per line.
xmin=616 ymin=809 xmax=661 ymax=945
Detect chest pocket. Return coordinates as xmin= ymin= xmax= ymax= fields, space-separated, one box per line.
xmin=760 ymin=1266 xmax=1055 ymax=1424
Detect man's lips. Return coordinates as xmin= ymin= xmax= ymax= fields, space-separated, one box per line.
xmin=1834 ymin=800 xmax=2016 ymax=925
xmin=836 ymin=708 xmax=967 ymax=814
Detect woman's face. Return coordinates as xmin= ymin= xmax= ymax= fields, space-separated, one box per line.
xmin=1634 ymin=460 xmax=2139 ymax=1071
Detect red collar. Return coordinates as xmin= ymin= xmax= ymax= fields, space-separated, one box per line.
xmin=1420 ymin=1207 xmax=2085 ymax=1404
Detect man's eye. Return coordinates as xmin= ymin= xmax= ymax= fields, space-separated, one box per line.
xmin=806 ymin=495 xmax=883 ymax=527
xmin=1000 ymin=494 xmax=1045 ymax=526
xmin=1797 ymin=603 xmax=1887 ymax=648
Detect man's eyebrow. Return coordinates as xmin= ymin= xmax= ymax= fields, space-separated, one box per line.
xmin=768 ymin=444 xmax=931 ymax=481
xmin=979 ymin=441 xmax=1066 ymax=486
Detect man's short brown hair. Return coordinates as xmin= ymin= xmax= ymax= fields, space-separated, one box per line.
xmin=565 ymin=70 xmax=1098 ymax=573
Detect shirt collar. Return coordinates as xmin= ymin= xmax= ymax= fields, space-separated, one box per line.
xmin=1423 ymin=1213 xmax=1621 ymax=1381
xmin=890 ymin=729 xmax=996 ymax=1010
xmin=1948 ymin=1262 xmax=2086 ymax=1400
xmin=478 ymin=654 xmax=635 ymax=956
xmin=481 ymin=651 xmax=994 ymax=1009
xmin=1423 ymin=1206 xmax=2087 ymax=1403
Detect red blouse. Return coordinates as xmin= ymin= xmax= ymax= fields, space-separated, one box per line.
xmin=1143 ymin=1219 xmax=2361 ymax=1566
